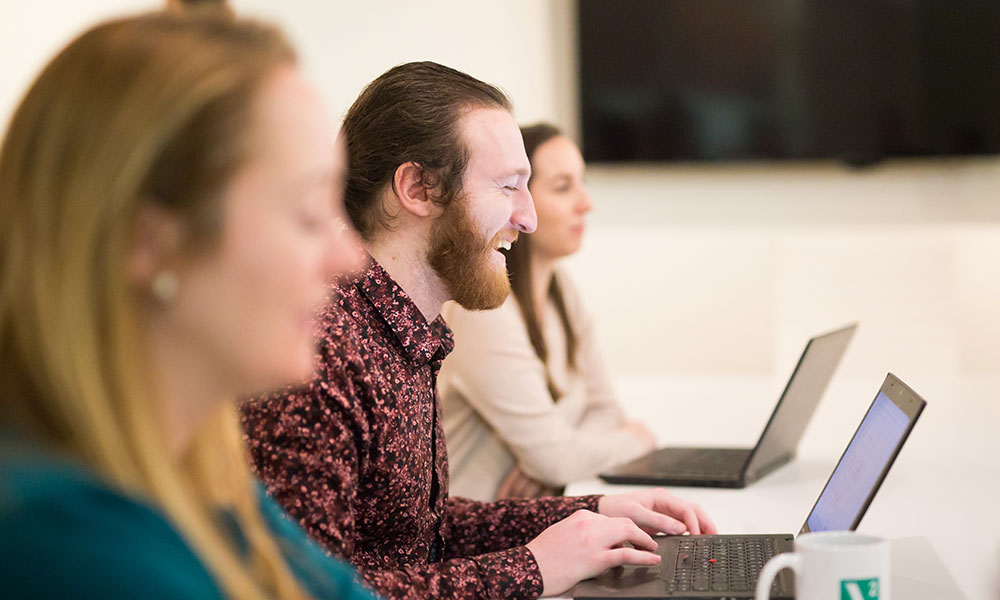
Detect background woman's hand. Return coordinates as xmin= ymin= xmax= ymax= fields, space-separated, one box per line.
xmin=620 ymin=420 xmax=656 ymax=450
xmin=497 ymin=465 xmax=560 ymax=499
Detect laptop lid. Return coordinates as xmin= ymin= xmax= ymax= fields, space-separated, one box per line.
xmin=799 ymin=372 xmax=925 ymax=534
xmin=572 ymin=373 xmax=924 ymax=599
xmin=742 ymin=323 xmax=858 ymax=482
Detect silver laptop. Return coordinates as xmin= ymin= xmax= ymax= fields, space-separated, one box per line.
xmin=574 ymin=372 xmax=926 ymax=599
xmin=600 ymin=324 xmax=857 ymax=488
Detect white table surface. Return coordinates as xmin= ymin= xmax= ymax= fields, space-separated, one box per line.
xmin=560 ymin=374 xmax=1000 ymax=599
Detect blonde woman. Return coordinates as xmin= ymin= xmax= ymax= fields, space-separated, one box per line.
xmin=0 ymin=12 xmax=372 ymax=599
xmin=439 ymin=124 xmax=655 ymax=501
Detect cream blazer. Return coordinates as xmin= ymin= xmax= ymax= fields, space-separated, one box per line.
xmin=439 ymin=271 xmax=649 ymax=501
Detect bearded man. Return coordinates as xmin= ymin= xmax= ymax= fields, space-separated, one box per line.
xmin=240 ymin=62 xmax=715 ymax=600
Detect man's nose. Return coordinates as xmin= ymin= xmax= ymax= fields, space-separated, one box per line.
xmin=511 ymin=187 xmax=537 ymax=233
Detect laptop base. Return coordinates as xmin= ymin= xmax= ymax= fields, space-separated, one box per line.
xmin=602 ymin=324 xmax=859 ymax=490
xmin=600 ymin=447 xmax=753 ymax=488
xmin=572 ymin=534 xmax=795 ymax=599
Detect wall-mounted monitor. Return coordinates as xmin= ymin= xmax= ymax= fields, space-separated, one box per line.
xmin=578 ymin=0 xmax=1000 ymax=164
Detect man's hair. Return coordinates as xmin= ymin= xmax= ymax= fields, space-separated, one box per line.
xmin=341 ymin=61 xmax=513 ymax=240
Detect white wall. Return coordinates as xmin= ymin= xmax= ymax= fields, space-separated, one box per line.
xmin=232 ymin=0 xmax=575 ymax=129
xmin=1 ymin=1 xmax=574 ymax=129
xmin=1 ymin=0 xmax=156 ymax=124
xmin=4 ymin=0 xmax=999 ymax=388
xmin=564 ymin=161 xmax=1000 ymax=384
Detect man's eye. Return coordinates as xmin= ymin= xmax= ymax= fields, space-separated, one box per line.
xmin=504 ymin=186 xmax=519 ymax=192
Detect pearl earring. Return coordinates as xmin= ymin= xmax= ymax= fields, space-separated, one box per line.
xmin=151 ymin=271 xmax=179 ymax=304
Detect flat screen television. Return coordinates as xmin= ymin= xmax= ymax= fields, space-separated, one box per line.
xmin=578 ymin=0 xmax=1000 ymax=164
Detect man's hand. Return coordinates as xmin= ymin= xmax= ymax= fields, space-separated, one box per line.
xmin=526 ymin=510 xmax=661 ymax=597
xmin=598 ymin=488 xmax=718 ymax=536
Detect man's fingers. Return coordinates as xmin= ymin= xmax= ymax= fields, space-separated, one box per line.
xmin=680 ymin=507 xmax=701 ymax=535
xmin=609 ymin=518 xmax=659 ymax=552
xmin=603 ymin=547 xmax=661 ymax=569
xmin=634 ymin=506 xmax=686 ymax=535
xmin=695 ymin=504 xmax=718 ymax=534
xmin=652 ymin=493 xmax=710 ymax=534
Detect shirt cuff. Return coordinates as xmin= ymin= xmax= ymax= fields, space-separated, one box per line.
xmin=476 ymin=545 xmax=545 ymax=600
xmin=573 ymin=494 xmax=603 ymax=513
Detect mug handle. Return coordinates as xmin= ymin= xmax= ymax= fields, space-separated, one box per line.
xmin=755 ymin=552 xmax=800 ymax=600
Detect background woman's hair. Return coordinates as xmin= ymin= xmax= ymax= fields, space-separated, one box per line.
xmin=507 ymin=123 xmax=578 ymax=400
xmin=0 ymin=12 xmax=309 ymax=599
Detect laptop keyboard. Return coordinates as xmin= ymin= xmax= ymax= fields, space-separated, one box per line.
xmin=667 ymin=537 xmax=781 ymax=595
xmin=654 ymin=448 xmax=750 ymax=477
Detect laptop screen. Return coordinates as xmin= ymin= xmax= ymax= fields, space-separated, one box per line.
xmin=804 ymin=390 xmax=913 ymax=532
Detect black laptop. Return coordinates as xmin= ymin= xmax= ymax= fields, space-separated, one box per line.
xmin=600 ymin=324 xmax=857 ymax=488
xmin=573 ymin=372 xmax=926 ymax=599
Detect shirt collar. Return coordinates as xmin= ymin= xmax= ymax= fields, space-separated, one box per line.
xmin=355 ymin=259 xmax=454 ymax=365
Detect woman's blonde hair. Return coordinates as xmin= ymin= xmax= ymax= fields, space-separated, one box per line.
xmin=0 ymin=12 xmax=314 ymax=599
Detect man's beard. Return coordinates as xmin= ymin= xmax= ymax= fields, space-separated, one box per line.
xmin=427 ymin=196 xmax=512 ymax=310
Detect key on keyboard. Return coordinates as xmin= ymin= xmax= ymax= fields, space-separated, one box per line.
xmin=667 ymin=537 xmax=781 ymax=595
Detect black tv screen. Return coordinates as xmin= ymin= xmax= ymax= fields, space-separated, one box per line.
xmin=578 ymin=0 xmax=1000 ymax=163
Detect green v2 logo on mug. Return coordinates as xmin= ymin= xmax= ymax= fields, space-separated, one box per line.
xmin=841 ymin=577 xmax=880 ymax=600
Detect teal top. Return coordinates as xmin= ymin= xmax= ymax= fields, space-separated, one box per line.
xmin=0 ymin=442 xmax=376 ymax=599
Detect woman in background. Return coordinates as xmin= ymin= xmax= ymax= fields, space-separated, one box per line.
xmin=0 ymin=11 xmax=371 ymax=599
xmin=439 ymin=123 xmax=655 ymax=501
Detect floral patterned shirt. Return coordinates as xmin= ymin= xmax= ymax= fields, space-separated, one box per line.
xmin=240 ymin=260 xmax=601 ymax=600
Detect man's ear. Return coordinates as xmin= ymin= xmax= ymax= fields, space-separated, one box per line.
xmin=392 ymin=161 xmax=438 ymax=218
xmin=126 ymin=201 xmax=184 ymax=293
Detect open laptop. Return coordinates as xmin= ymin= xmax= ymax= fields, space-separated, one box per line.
xmin=573 ymin=372 xmax=926 ymax=599
xmin=600 ymin=324 xmax=857 ymax=488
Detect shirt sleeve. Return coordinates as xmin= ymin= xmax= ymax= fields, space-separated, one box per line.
xmin=241 ymin=369 xmax=365 ymax=560
xmin=241 ymin=348 xmax=553 ymax=600
xmin=362 ymin=547 xmax=543 ymax=600
xmin=441 ymin=495 xmax=601 ymax=557
xmin=360 ymin=494 xmax=601 ymax=600
xmin=440 ymin=297 xmax=648 ymax=487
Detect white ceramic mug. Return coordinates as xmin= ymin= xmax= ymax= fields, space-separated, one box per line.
xmin=755 ymin=531 xmax=890 ymax=600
